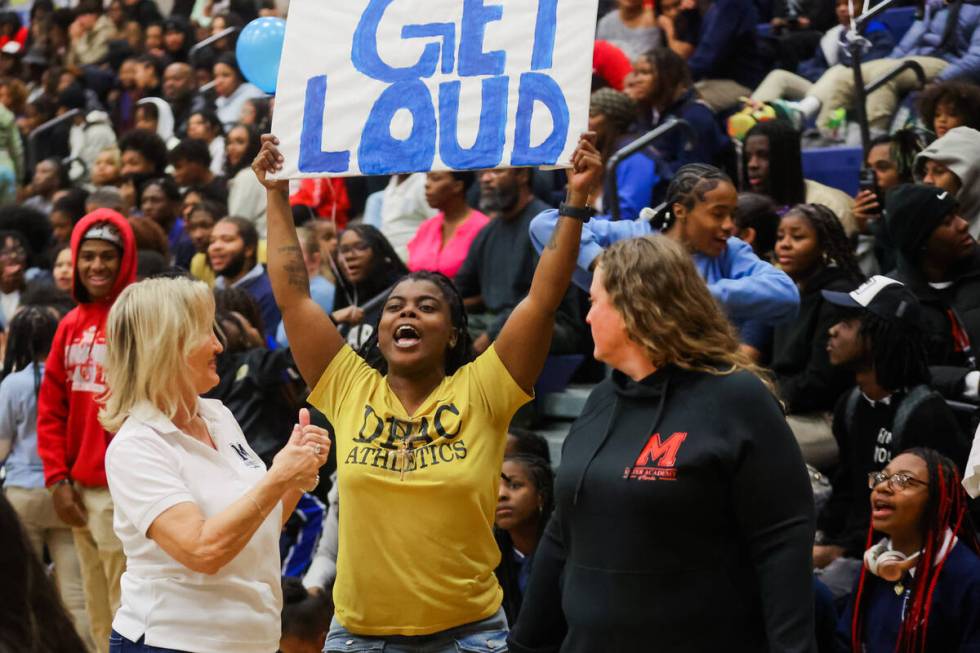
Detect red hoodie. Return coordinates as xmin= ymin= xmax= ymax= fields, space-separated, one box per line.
xmin=37 ymin=210 xmax=137 ymax=488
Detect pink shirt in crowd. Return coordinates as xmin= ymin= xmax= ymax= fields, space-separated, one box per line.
xmin=406 ymin=210 xmax=491 ymax=279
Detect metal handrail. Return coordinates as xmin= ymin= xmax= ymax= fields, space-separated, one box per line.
xmin=864 ymin=60 xmax=926 ymax=96
xmin=188 ymin=26 xmax=238 ymax=63
xmin=27 ymin=108 xmax=81 ymax=172
xmin=606 ymin=118 xmax=696 ymax=220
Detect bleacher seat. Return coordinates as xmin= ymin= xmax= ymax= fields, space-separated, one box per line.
xmin=879 ymin=6 xmax=917 ymax=42
xmin=802 ymin=145 xmax=863 ymax=196
xmin=535 ymin=355 xmax=585 ymax=396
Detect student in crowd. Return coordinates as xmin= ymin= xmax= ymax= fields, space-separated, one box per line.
xmin=212 ymin=52 xmax=265 ymax=131
xmin=168 ymin=137 xmax=227 ymax=202
xmin=530 ymin=163 xmax=800 ymax=354
xmin=187 ymin=110 xmax=226 ymax=177
xmin=22 ymin=156 xmax=67 ymax=215
xmin=495 ymin=453 xmax=555 ymax=626
xmin=839 ymin=448 xmax=980 ymax=652
xmin=163 ymin=62 xmax=208 ymax=139
xmin=751 ymin=0 xmax=894 ymax=108
xmin=509 ymin=235 xmax=815 ymax=652
xmin=276 ymin=225 xmax=335 ymax=348
xmin=101 ymin=277 xmax=328 ymax=653
xmin=772 ymin=203 xmax=863 ymax=468
xmin=624 ymin=47 xmax=730 ymax=171
xmin=505 ymin=427 xmax=553 ymax=464
xmin=117 ymin=128 xmax=168 ymax=179
xmin=917 ymin=80 xmax=980 ymax=139
xmin=134 ymin=97 xmax=177 ymax=149
xmin=733 ymin=192 xmax=780 ymax=260
xmin=289 ymin=177 xmax=350 ymax=227
xmin=0 ymin=306 xmax=93 ymax=649
xmin=814 ymin=276 xmax=969 ymax=597
xmin=884 ymin=184 xmax=980 ymax=402
xmin=457 ymin=167 xmax=587 ymax=356
xmin=914 ymin=127 xmax=980 ymax=235
xmin=90 ymin=145 xmax=123 ymax=188
xmin=52 ymin=244 xmax=72 ymax=293
xmin=596 ymin=0 xmax=661 ymax=60
xmin=378 ymin=172 xmax=438 ymax=262
xmin=37 ymin=210 xmax=137 ymax=653
xmin=0 ymin=492 xmax=89 ymax=652
xmin=743 ymin=119 xmax=856 ymax=235
xmin=0 ymin=230 xmax=32 ymax=327
xmin=852 ymin=130 xmax=925 ymax=238
xmin=225 ymin=123 xmax=267 ymax=236
xmin=254 ymin=132 xmax=595 ymax=651
xmin=138 ymin=176 xmax=195 ymax=269
xmin=48 ymin=188 xmax=89 ymax=259
xmin=209 ymin=215 xmax=280 ymax=342
xmin=767 ymin=0 xmax=980 ymax=137
xmin=686 ymin=0 xmax=766 ymax=112
xmin=406 ymin=171 xmax=489 ymax=278
xmin=764 ymin=0 xmax=839 ymax=71
xmin=280 ymin=576 xmax=333 ymax=653
xmin=330 ymin=223 xmax=408 ymax=350
xmin=587 ymin=87 xmax=661 ymax=220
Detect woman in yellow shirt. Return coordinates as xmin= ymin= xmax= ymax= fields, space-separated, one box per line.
xmin=252 ymin=133 xmax=599 ymax=651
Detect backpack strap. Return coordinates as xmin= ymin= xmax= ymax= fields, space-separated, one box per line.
xmin=844 ymin=386 xmax=862 ymax=437
xmin=891 ymin=385 xmax=937 ymax=454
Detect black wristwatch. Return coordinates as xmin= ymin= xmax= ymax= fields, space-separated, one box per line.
xmin=558 ymin=202 xmax=595 ymax=222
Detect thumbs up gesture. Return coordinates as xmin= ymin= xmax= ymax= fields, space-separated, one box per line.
xmin=292 ymin=408 xmax=331 ymax=467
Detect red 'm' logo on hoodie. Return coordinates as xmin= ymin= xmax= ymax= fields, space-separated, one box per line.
xmin=624 ymin=432 xmax=687 ymax=481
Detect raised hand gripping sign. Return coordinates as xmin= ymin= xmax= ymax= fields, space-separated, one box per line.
xmin=270 ymin=0 xmax=599 ymax=179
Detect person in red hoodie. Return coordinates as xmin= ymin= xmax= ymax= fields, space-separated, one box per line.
xmin=38 ymin=209 xmax=137 ymax=653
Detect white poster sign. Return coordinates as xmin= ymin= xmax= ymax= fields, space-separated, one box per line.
xmin=270 ymin=0 xmax=598 ymax=178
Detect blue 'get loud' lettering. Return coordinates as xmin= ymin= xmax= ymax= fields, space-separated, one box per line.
xmin=298 ymin=0 xmax=565 ymax=175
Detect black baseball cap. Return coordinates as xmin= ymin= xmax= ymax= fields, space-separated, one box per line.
xmin=821 ymin=275 xmax=921 ymax=329
xmin=884 ymin=184 xmax=959 ymax=264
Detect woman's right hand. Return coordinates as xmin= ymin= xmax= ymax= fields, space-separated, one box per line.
xmin=565 ymin=132 xmax=602 ymax=206
xmin=252 ymin=134 xmax=289 ymax=192
xmin=269 ymin=439 xmax=320 ymax=492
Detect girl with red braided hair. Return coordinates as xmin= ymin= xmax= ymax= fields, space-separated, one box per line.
xmin=840 ymin=447 xmax=980 ymax=652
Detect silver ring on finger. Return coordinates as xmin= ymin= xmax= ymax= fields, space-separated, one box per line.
xmin=314 ymin=444 xmax=322 ymax=456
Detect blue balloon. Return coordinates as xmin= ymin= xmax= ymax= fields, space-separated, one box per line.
xmin=236 ymin=17 xmax=286 ymax=94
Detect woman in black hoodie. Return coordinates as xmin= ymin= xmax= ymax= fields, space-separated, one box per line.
xmin=509 ymin=234 xmax=816 ymax=653
xmin=772 ymin=203 xmax=864 ymax=469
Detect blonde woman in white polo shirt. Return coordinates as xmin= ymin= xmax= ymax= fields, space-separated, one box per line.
xmin=99 ymin=277 xmax=330 ymax=653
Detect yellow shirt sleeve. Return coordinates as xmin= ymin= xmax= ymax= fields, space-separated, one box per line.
xmin=307 ymin=345 xmax=379 ymax=424
xmin=462 ymin=344 xmax=533 ymax=427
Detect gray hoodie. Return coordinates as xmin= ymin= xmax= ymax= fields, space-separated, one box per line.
xmin=915 ymin=126 xmax=980 ymax=237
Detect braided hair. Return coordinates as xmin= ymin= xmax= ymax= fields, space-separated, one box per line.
xmin=1 ymin=306 xmax=60 ymax=395
xmin=743 ymin=120 xmax=806 ymax=207
xmin=858 ymin=311 xmax=931 ymax=392
xmin=784 ymin=203 xmax=864 ymax=283
xmin=358 ymin=270 xmax=475 ymax=376
xmin=651 ymin=163 xmax=732 ymax=232
xmin=850 ymin=447 xmax=979 ymax=653
xmin=503 ymin=453 xmax=556 ymax=537
xmin=869 ymin=129 xmax=926 ymax=185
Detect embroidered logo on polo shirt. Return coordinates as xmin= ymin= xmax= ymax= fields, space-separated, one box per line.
xmin=230 ymin=442 xmax=264 ymax=469
xmin=623 ymin=432 xmax=688 ymax=481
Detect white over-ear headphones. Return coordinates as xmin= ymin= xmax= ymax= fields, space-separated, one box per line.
xmin=864 ymin=539 xmax=921 ymax=582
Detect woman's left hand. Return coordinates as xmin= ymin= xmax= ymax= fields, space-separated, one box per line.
xmin=293 ymin=408 xmax=330 ymax=468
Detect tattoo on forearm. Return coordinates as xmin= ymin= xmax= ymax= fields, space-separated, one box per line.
xmin=546 ymin=217 xmax=566 ymax=250
xmin=277 ymin=246 xmax=309 ymax=291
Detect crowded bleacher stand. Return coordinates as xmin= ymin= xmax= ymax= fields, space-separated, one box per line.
xmin=1 ymin=0 xmax=980 ymax=651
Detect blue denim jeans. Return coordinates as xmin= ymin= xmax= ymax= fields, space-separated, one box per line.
xmin=109 ymin=630 xmax=191 ymax=653
xmin=323 ymin=607 xmax=508 ymax=652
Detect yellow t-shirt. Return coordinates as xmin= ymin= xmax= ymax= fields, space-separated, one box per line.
xmin=307 ymin=344 xmax=531 ymax=636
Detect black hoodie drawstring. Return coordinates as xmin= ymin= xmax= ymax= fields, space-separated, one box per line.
xmin=572 ymin=373 xmax=672 ymax=506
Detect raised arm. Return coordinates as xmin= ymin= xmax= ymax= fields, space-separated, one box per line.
xmin=252 ymin=135 xmax=346 ymax=387
xmin=494 ymin=134 xmax=601 ymax=393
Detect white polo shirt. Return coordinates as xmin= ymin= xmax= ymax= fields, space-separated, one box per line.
xmin=105 ymin=398 xmax=283 ymax=653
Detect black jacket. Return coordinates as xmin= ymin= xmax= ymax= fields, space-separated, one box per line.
xmin=889 ymin=249 xmax=980 ymax=399
xmin=772 ymin=266 xmax=857 ymax=414
xmin=509 ymin=366 xmax=816 ymax=653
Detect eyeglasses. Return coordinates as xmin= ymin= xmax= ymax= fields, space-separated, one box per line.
xmin=867 ymin=471 xmax=927 ymax=491
xmin=0 ymin=247 xmax=26 ymax=263
xmin=338 ymin=241 xmax=371 ymax=257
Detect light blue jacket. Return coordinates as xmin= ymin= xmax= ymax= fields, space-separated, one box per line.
xmin=529 ymin=208 xmax=800 ymax=327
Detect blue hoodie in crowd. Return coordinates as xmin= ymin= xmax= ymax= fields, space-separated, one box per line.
xmin=890 ymin=0 xmax=980 ymax=82
xmin=529 ymin=209 xmax=800 ymax=349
